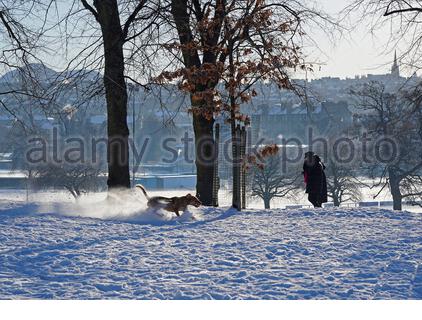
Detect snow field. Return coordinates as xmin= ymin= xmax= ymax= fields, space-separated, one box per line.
xmin=0 ymin=192 xmax=421 ymax=299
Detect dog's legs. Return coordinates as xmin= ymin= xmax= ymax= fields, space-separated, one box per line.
xmin=175 ymin=210 xmax=180 ymax=217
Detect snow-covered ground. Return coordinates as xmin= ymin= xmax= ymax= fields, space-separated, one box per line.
xmin=0 ymin=190 xmax=422 ymax=299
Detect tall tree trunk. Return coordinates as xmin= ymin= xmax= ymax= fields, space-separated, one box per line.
xmin=94 ymin=0 xmax=130 ymax=189
xmin=193 ymin=111 xmax=215 ymax=205
xmin=171 ymin=0 xmax=215 ymax=205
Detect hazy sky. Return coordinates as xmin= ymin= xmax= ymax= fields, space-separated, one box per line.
xmin=44 ymin=0 xmax=406 ymax=80
xmin=0 ymin=0 xmax=405 ymax=80
xmin=311 ymin=0 xmax=400 ymax=79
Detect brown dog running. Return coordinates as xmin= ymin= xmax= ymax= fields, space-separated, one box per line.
xmin=136 ymin=184 xmax=202 ymax=217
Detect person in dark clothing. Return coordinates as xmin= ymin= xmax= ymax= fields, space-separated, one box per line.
xmin=303 ymin=151 xmax=328 ymax=208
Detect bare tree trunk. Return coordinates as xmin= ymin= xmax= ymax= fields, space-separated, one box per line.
xmin=389 ymin=169 xmax=402 ymax=210
xmin=392 ymin=192 xmax=402 ymax=210
xmin=193 ymin=112 xmax=215 ymax=205
xmin=264 ymin=196 xmax=271 ymax=209
xmin=390 ymin=182 xmax=402 ymax=211
xmin=94 ymin=0 xmax=130 ymax=189
xmin=333 ymin=193 xmax=340 ymax=207
xmin=171 ymin=0 xmax=215 ymax=205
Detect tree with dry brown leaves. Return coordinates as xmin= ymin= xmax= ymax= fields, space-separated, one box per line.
xmin=157 ymin=0 xmax=332 ymax=206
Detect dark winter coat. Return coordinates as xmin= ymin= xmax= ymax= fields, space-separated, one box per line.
xmin=303 ymin=156 xmax=328 ymax=203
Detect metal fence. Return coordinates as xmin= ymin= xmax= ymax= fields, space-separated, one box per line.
xmin=213 ymin=122 xmax=250 ymax=210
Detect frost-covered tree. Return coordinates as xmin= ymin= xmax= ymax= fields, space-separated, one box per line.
xmin=325 ymin=157 xmax=362 ymax=207
xmin=32 ymin=162 xmax=103 ymax=199
xmin=351 ymin=81 xmax=422 ymax=210
xmin=250 ymin=153 xmax=299 ymax=209
xmin=318 ymin=137 xmax=363 ymax=207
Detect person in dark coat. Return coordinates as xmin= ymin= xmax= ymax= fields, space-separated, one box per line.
xmin=303 ymin=151 xmax=327 ymax=208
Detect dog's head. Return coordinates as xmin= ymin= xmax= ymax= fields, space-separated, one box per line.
xmin=186 ymin=193 xmax=202 ymax=207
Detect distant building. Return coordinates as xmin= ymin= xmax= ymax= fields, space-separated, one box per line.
xmin=243 ymin=51 xmax=418 ymax=144
xmin=251 ymin=101 xmax=353 ymax=142
xmin=391 ymin=51 xmax=400 ymax=78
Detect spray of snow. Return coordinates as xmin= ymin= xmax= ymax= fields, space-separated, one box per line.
xmin=36 ymin=188 xmax=203 ymax=224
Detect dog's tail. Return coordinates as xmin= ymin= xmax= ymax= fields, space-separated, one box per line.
xmin=135 ymin=184 xmax=150 ymax=200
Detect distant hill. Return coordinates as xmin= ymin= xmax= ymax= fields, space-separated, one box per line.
xmin=0 ymin=63 xmax=58 ymax=84
xmin=0 ymin=63 xmax=102 ymax=84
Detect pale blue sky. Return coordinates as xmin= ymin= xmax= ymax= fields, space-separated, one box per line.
xmin=312 ymin=0 xmax=401 ymax=79
xmin=43 ymin=0 xmax=405 ymax=80
xmin=0 ymin=0 xmax=406 ymax=80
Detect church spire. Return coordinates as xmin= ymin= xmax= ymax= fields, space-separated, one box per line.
xmin=391 ymin=50 xmax=400 ymax=77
